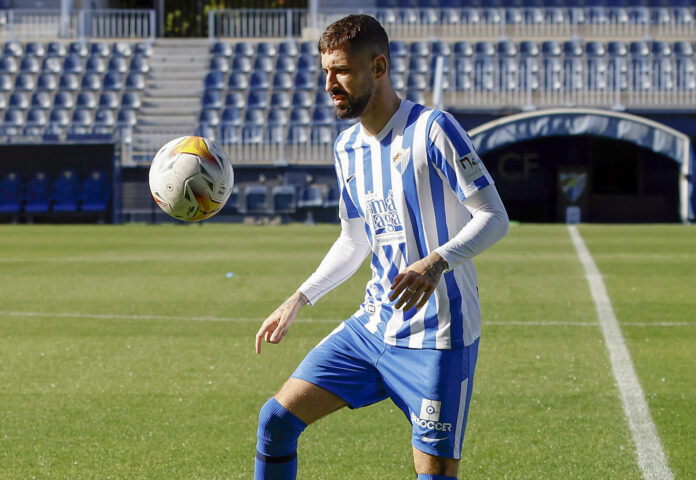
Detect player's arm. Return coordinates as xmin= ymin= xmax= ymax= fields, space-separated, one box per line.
xmin=255 ymin=217 xmax=370 ymax=354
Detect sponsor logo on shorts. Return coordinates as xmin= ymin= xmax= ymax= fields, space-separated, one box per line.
xmin=411 ymin=399 xmax=452 ymax=432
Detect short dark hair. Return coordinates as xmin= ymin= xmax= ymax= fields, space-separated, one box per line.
xmin=318 ymin=14 xmax=390 ymax=67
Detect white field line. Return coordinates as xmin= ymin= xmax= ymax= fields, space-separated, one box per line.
xmin=0 ymin=310 xmax=692 ymax=328
xmin=568 ymin=225 xmax=674 ymax=480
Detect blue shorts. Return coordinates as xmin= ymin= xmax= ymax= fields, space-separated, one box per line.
xmin=291 ymin=314 xmax=479 ymax=460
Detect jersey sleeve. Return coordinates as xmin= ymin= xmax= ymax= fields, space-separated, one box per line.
xmin=426 ymin=111 xmax=494 ymax=203
xmin=334 ymin=147 xmax=361 ymax=220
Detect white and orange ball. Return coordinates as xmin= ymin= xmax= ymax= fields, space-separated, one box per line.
xmin=149 ymin=136 xmax=234 ymax=221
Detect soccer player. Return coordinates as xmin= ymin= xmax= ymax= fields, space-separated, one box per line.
xmin=254 ymin=14 xmax=509 ymax=480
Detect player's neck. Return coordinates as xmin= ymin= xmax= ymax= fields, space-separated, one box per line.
xmin=359 ymin=89 xmax=401 ymax=137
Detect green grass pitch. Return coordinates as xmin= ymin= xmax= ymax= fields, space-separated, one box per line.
xmin=0 ymin=223 xmax=693 ymax=479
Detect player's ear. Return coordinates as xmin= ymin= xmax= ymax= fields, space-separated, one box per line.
xmin=372 ymin=54 xmax=388 ymax=80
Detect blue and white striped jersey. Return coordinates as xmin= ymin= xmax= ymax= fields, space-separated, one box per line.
xmin=335 ymin=100 xmax=494 ymax=350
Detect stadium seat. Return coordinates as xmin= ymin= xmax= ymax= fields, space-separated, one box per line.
xmin=541 ymin=40 xmax=562 ymax=92
xmin=68 ymin=108 xmax=93 ymax=136
xmin=296 ymin=54 xmax=318 ymax=72
xmin=245 ymin=185 xmax=270 ymax=215
xmin=116 ymin=109 xmax=137 ymax=127
xmin=231 ymin=55 xmax=252 ymax=73
xmin=54 ymin=91 xmax=75 ymax=109
xmin=278 ymin=39 xmax=299 ymax=58
xmin=408 ymin=57 xmax=429 ymax=74
xmin=121 ymin=92 xmax=141 ymax=110
xmin=209 ymin=55 xmax=229 ymax=73
xmin=241 ymin=108 xmax=265 ymax=143
xmin=265 ymin=109 xmax=288 ymax=144
xmin=651 ymin=41 xmax=674 ymax=91
xmin=253 ymin=56 xmax=274 ymax=73
xmin=390 ymin=40 xmax=408 ymax=58
xmin=125 ymin=73 xmax=145 ymax=90
xmin=586 ymin=41 xmax=607 ymax=91
xmin=31 ymin=91 xmax=52 ymax=109
xmin=211 ymin=41 xmax=233 ymax=57
xmin=272 ymin=72 xmax=293 ymax=90
xmin=98 ymin=91 xmax=119 ymax=109
xmin=112 ymin=42 xmax=133 ymax=58
xmin=130 ymin=56 xmax=151 ymax=75
xmin=410 ymin=41 xmax=430 ymax=57
xmin=311 ymin=125 xmax=334 ymax=144
xmin=298 ymin=185 xmax=324 ymax=209
xmin=314 ymin=91 xmax=333 ymax=108
xmin=14 ymin=73 xmax=35 ymax=92
xmin=519 ymin=40 xmax=540 ymax=92
xmin=0 ymin=74 xmax=11 ymax=92
xmin=24 ymin=172 xmax=51 ymax=214
xmin=76 ymin=91 xmax=97 ymax=109
xmin=221 ymin=107 xmax=242 ymax=126
xmin=453 ymin=41 xmax=474 ymax=58
xmin=81 ymin=170 xmax=110 ymax=212
xmin=227 ymin=73 xmax=249 ymax=91
xmin=63 ymin=54 xmax=84 ymax=74
xmin=0 ymin=56 xmax=17 ymax=74
xmin=0 ymin=92 xmax=4 ymax=109
xmin=607 ymin=41 xmax=629 ymax=91
xmin=23 ymin=108 xmax=47 ymax=136
xmin=92 ymin=108 xmax=116 ymax=135
xmin=0 ymin=172 xmax=23 ymax=215
xmin=81 ymin=73 xmax=102 ymax=91
xmin=257 ymin=42 xmax=277 ymax=58
xmin=275 ymin=56 xmax=297 ymax=74
xmin=57 ymin=73 xmax=79 ymax=91
xmin=25 ymin=41 xmax=46 ymax=58
xmin=291 ymin=91 xmax=313 ymax=108
xmin=220 ymin=107 xmax=242 ymax=143
xmin=3 ymin=40 xmax=23 ymax=58
xmin=324 ymin=186 xmax=340 ymax=209
xmin=674 ymin=41 xmax=696 ymax=90
xmin=108 ymin=56 xmax=129 ymax=74
xmin=234 ymin=42 xmax=255 ymax=57
xmin=391 ymin=56 xmax=407 ymax=75
xmin=432 ymin=40 xmax=452 ymax=57
xmin=46 ymin=42 xmax=67 ymax=58
xmin=19 ymin=56 xmax=40 ymax=74
xmin=299 ymin=41 xmax=318 ymax=56
xmin=52 ymin=169 xmax=80 ymax=211
xmin=42 ymin=57 xmax=62 ymax=74
xmin=48 ymin=108 xmax=70 ymax=127
xmin=224 ymin=91 xmax=245 ymax=108
xmin=68 ymin=42 xmax=88 ymax=57
xmin=294 ymin=71 xmax=315 ymax=90
xmin=562 ymin=39 xmax=584 ymax=91
xmin=629 ymin=40 xmax=651 ymax=90
xmin=9 ymin=92 xmax=29 ymax=110
xmin=392 ymin=73 xmax=406 ymax=91
xmin=272 ymin=185 xmax=297 ymax=215
xmin=90 ymin=42 xmax=111 ymax=58
xmin=201 ymin=90 xmax=221 ymax=110
xmin=315 ymin=71 xmax=326 ymax=89
xmin=405 ymin=90 xmax=425 ymax=104
xmin=199 ymin=109 xmax=221 ymax=127
xmin=249 ymin=71 xmax=270 ymax=90
xmin=312 ymin=106 xmax=335 ymax=126
xmin=85 ymin=55 xmax=106 ymax=74
xmin=406 ymin=73 xmax=427 ymax=91
xmin=270 ymin=91 xmax=291 ymax=110
xmin=247 ymin=90 xmax=268 ymax=109
xmin=205 ymin=71 xmax=225 ymax=90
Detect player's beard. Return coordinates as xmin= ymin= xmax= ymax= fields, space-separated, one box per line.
xmin=331 ymin=85 xmax=373 ymax=119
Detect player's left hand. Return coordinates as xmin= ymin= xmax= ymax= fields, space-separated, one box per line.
xmin=389 ymin=252 xmax=449 ymax=311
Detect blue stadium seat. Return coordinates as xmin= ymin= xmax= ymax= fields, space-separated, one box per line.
xmin=287 ymin=108 xmax=311 ymax=144
xmin=391 ymin=56 xmax=407 ymax=75
xmin=275 ymin=55 xmax=296 ymax=74
xmin=249 ymin=71 xmax=270 ymax=90
xmin=0 ymin=172 xmax=23 ymax=215
xmin=46 ymin=42 xmax=67 ymax=58
xmin=265 ymin=109 xmax=288 ymax=144
xmin=9 ymin=92 xmax=29 ymax=109
xmin=324 ymin=186 xmax=340 ymax=209
xmin=0 ymin=74 xmax=11 ymax=92
xmin=221 ymin=107 xmax=242 ymax=128
xmin=253 ymin=55 xmax=274 ymax=73
xmin=541 ymin=40 xmax=562 ymax=92
xmin=299 ymin=41 xmax=318 ymax=56
xmin=278 ymin=39 xmax=299 ymax=57
xmin=231 ymin=55 xmax=252 ymax=73
xmin=410 ymin=41 xmax=430 ymax=57
xmin=205 ymin=71 xmax=224 ymax=91
xmin=81 ymin=170 xmax=110 ymax=212
xmin=296 ymin=54 xmax=318 ymax=72
xmin=201 ymin=90 xmax=221 ymax=110
xmin=247 ymin=90 xmax=267 ymax=109
xmin=406 ymin=73 xmax=427 ymax=91
xmin=19 ymin=56 xmax=40 ymax=74
xmin=48 ymin=108 xmax=70 ymax=127
xmin=68 ymin=41 xmax=88 ymax=57
xmin=52 ymin=169 xmax=80 ymax=211
xmin=199 ymin=109 xmax=220 ymax=128
xmin=315 ymin=71 xmax=326 ymax=89
xmin=224 ymin=91 xmax=245 ymax=108
xmin=257 ymin=42 xmax=277 ymax=58
xmin=292 ymin=91 xmax=313 ymax=108
xmin=519 ymin=40 xmax=540 ymax=92
xmin=15 ymin=73 xmax=36 ymax=91
xmin=31 ymin=91 xmax=52 ymax=109
xmin=57 ymin=73 xmax=79 ymax=91
xmin=234 ymin=42 xmax=255 ymax=57
xmin=0 ymin=92 xmax=4 ymax=109
xmin=245 ymin=185 xmax=270 ymax=215
xmin=116 ymin=109 xmax=137 ymax=127
xmin=298 ymin=186 xmax=324 ymax=209
xmin=312 ymin=106 xmax=334 ymax=126
xmin=63 ymin=54 xmax=84 ymax=74
xmin=562 ymin=39 xmax=584 ymax=91
xmin=272 ymin=185 xmax=297 ymax=214
xmin=674 ymin=41 xmax=696 ymax=91
xmin=311 ymin=125 xmax=334 ymax=145
xmin=270 ymin=91 xmax=291 ymax=110
xmin=209 ymin=55 xmax=229 ymax=73
xmin=390 ymin=40 xmax=408 ymax=58
xmin=23 ymin=108 xmax=47 ymax=136
xmin=227 ymin=73 xmax=249 ymax=90
xmin=113 ymin=42 xmax=133 ymax=58
xmin=211 ymin=41 xmax=232 ymax=57
xmin=409 ymin=57 xmax=429 ymax=74
xmin=272 ymin=72 xmax=293 ymax=91
xmin=53 ymin=91 xmax=75 ymax=110
xmin=24 ymin=172 xmax=51 ymax=214
xmin=432 ymin=40 xmax=452 ymax=57
xmin=314 ymin=91 xmax=333 ymax=108
xmin=3 ymin=40 xmax=23 ymax=58
xmin=0 ymin=56 xmax=18 ymax=74
xmin=121 ymin=92 xmax=140 ymax=110
xmin=392 ymin=73 xmax=406 ymax=91
xmin=42 ymin=56 xmax=62 ymax=74
xmin=85 ymin=55 xmax=106 ymax=73
xmin=125 ymin=73 xmax=145 ymax=90
xmin=405 ymin=90 xmax=425 ymax=104
xmin=92 ymin=108 xmax=116 ymax=135
xmin=651 ymin=41 xmax=674 ymax=91
xmin=69 ymin=108 xmax=93 ymax=136
xmin=98 ymin=92 xmax=119 ymax=109
xmin=107 ymin=56 xmax=128 ymax=74
xmin=586 ymin=41 xmax=608 ymax=91
xmin=134 ymin=42 xmax=152 ymax=57
xmin=241 ymin=108 xmax=265 ymax=143
xmin=629 ymin=40 xmax=651 ymax=90
xmin=607 ymin=41 xmax=629 ymax=91
xmin=25 ymin=41 xmax=46 ymax=58
xmin=90 ymin=42 xmax=111 ymax=58
xmin=294 ymin=71 xmax=315 ymax=90
xmin=76 ymin=91 xmax=97 ymax=109
xmin=81 ymin=73 xmax=102 ymax=91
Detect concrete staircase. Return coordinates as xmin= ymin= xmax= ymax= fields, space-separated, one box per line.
xmin=133 ymin=38 xmax=211 ymax=159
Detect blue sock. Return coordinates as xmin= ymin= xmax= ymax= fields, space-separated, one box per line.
xmin=254 ymin=397 xmax=307 ymax=480
xmin=416 ymin=475 xmax=457 ymax=480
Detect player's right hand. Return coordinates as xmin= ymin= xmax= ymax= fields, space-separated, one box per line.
xmin=255 ymin=291 xmax=308 ymax=354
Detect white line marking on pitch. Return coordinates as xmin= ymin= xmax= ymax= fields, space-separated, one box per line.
xmin=568 ymin=225 xmax=674 ymax=480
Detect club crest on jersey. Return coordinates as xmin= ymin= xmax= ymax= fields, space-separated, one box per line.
xmin=459 ymin=152 xmax=483 ymax=183
xmin=365 ymin=189 xmax=406 ymax=246
xmin=392 ymin=147 xmax=411 ymax=174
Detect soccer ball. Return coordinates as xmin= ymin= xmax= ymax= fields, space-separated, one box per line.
xmin=149 ymin=136 xmax=234 ymax=221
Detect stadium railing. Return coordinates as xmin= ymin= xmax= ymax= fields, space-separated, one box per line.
xmin=208 ymin=7 xmax=696 ymax=41
xmin=1 ymin=9 xmax=156 ymax=40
